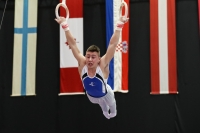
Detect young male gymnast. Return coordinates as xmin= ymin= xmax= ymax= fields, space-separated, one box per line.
xmin=55 ymin=15 xmax=128 ymax=119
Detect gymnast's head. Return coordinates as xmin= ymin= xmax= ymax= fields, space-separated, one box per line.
xmin=85 ymin=45 xmax=101 ymax=68
xmin=86 ymin=45 xmax=100 ymax=56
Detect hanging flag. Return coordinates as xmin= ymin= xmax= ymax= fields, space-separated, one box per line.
xmin=59 ymin=0 xmax=84 ymax=95
xmin=150 ymin=0 xmax=178 ymax=94
xmin=11 ymin=0 xmax=38 ymax=96
xmin=106 ymin=0 xmax=129 ymax=93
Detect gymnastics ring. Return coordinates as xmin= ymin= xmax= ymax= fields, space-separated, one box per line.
xmin=119 ymin=0 xmax=128 ymax=19
xmin=55 ymin=0 xmax=69 ymax=20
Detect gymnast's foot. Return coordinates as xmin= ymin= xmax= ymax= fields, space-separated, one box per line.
xmin=103 ymin=111 xmax=110 ymax=119
xmin=109 ymin=111 xmax=117 ymax=118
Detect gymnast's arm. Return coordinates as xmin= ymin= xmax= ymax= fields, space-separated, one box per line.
xmin=101 ymin=16 xmax=129 ymax=67
xmin=55 ymin=17 xmax=85 ymax=66
xmin=101 ymin=30 xmax=121 ymax=66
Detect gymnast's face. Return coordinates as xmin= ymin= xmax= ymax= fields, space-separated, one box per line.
xmin=85 ymin=52 xmax=100 ymax=69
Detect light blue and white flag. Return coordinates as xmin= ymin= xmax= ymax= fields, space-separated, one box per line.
xmin=11 ymin=0 xmax=38 ymax=96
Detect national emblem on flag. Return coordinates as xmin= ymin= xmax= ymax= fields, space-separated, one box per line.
xmin=116 ymin=41 xmax=128 ymax=53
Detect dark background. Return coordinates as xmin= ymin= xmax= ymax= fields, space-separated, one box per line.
xmin=1 ymin=0 xmax=200 ymax=133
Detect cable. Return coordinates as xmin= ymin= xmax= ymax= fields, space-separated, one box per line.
xmin=0 ymin=0 xmax=8 ymax=30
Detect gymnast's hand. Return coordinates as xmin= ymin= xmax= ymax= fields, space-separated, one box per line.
xmin=55 ymin=17 xmax=66 ymax=24
xmin=55 ymin=17 xmax=69 ymax=31
xmin=115 ymin=16 xmax=129 ymax=31
xmin=119 ymin=16 xmax=129 ymax=24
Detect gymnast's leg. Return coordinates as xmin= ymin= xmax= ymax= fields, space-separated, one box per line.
xmin=99 ymin=102 xmax=110 ymax=119
xmin=106 ymin=85 xmax=117 ymax=118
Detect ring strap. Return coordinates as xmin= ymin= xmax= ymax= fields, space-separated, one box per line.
xmin=55 ymin=1 xmax=69 ymax=20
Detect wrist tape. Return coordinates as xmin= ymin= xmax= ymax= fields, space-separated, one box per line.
xmin=61 ymin=21 xmax=69 ymax=31
xmin=115 ymin=21 xmax=124 ymax=31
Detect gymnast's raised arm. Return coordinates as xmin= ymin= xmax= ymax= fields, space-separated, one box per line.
xmin=101 ymin=16 xmax=129 ymax=67
xmin=55 ymin=17 xmax=85 ymax=67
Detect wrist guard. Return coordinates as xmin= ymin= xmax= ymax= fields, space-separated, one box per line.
xmin=61 ymin=20 xmax=69 ymax=31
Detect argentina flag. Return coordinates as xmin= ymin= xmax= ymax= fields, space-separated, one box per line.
xmin=11 ymin=0 xmax=38 ymax=96
xmin=106 ymin=0 xmax=129 ymax=93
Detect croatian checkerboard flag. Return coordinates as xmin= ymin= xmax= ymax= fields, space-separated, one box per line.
xmin=12 ymin=0 xmax=38 ymax=96
xmin=59 ymin=0 xmax=84 ymax=95
xmin=150 ymin=0 xmax=178 ymax=94
xmin=106 ymin=0 xmax=129 ymax=93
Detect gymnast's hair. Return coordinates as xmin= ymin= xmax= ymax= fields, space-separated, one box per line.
xmin=86 ymin=45 xmax=100 ymax=56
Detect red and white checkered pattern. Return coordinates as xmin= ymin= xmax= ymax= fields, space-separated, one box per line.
xmin=115 ymin=41 xmax=128 ymax=53
xmin=116 ymin=43 xmax=123 ymax=52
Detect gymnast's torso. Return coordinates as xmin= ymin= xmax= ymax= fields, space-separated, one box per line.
xmin=81 ymin=65 xmax=108 ymax=97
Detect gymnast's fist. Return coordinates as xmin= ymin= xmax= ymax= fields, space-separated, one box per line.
xmin=119 ymin=16 xmax=129 ymax=24
xmin=55 ymin=17 xmax=66 ymax=24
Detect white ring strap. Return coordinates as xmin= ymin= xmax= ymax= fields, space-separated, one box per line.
xmin=55 ymin=0 xmax=69 ymax=20
xmin=119 ymin=1 xmax=128 ymax=19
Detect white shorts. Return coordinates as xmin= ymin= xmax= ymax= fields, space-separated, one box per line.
xmin=86 ymin=84 xmax=115 ymax=106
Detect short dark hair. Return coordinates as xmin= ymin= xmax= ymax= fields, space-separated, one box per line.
xmin=86 ymin=45 xmax=100 ymax=56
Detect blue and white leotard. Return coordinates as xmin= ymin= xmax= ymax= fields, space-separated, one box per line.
xmin=81 ymin=65 xmax=107 ymax=98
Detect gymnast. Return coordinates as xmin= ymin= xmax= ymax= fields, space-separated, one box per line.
xmin=55 ymin=1 xmax=128 ymax=119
